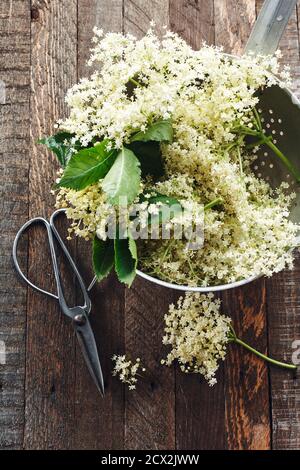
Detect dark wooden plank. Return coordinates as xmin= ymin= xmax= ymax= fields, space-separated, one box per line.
xmin=23 ymin=0 xmax=78 ymax=449
xmin=222 ymin=282 xmax=271 ymax=449
xmin=124 ymin=279 xmax=176 ymax=450
xmin=123 ymin=0 xmax=168 ymax=38
xmin=176 ymin=363 xmax=226 ymax=450
xmin=73 ymin=0 xmax=125 ymax=450
xmin=214 ymin=0 xmax=271 ymax=450
xmin=123 ymin=0 xmax=176 ymax=450
xmin=77 ymin=0 xmax=123 ymax=77
xmin=169 ymin=0 xmax=214 ymax=49
xmin=266 ymin=255 xmax=300 ymax=449
xmin=214 ymin=0 xmax=256 ymax=55
xmin=0 ymin=0 xmax=30 ymax=449
xmin=263 ymin=0 xmax=300 ymax=450
xmin=169 ymin=0 xmax=226 ymax=451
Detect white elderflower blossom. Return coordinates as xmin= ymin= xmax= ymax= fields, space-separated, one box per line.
xmin=112 ymin=355 xmax=146 ymax=390
xmin=162 ymin=292 xmax=297 ymax=385
xmin=162 ymin=293 xmax=231 ymax=386
xmin=60 ymin=28 xmax=289 ymax=148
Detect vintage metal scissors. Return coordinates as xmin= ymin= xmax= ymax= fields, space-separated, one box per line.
xmin=12 ymin=208 xmax=105 ymax=397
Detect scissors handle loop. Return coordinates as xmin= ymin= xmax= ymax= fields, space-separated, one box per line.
xmin=12 ymin=210 xmax=91 ymax=317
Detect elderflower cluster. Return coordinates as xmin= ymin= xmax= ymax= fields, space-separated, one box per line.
xmin=56 ymin=182 xmax=112 ymax=240
xmin=162 ymin=293 xmax=231 ymax=386
xmin=140 ymin=176 xmax=297 ymax=286
xmin=60 ymin=28 xmax=290 ymax=148
xmin=56 ymin=27 xmax=299 ymax=286
xmin=112 ymin=355 xmax=145 ymax=390
xmin=57 ymin=179 xmax=203 ymax=242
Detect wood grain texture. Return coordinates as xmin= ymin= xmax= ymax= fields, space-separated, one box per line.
xmin=222 ymin=282 xmax=271 ymax=449
xmin=214 ymin=0 xmax=256 ymax=54
xmin=124 ymin=0 xmax=169 ymax=38
xmin=24 ymin=0 xmax=78 ymax=449
xmin=176 ymin=360 xmax=226 ymax=450
xmin=73 ymin=0 xmax=125 ymax=450
xmin=124 ymin=279 xmax=176 ymax=450
xmin=266 ymin=254 xmax=300 ymax=450
xmin=77 ymin=0 xmax=123 ymax=77
xmin=261 ymin=0 xmax=300 ymax=449
xmin=170 ymin=0 xmax=214 ymax=49
xmin=0 ymin=0 xmax=30 ymax=449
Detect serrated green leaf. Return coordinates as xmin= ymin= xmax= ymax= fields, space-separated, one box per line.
xmin=38 ymin=132 xmax=80 ymax=167
xmin=114 ymin=234 xmax=137 ymax=287
xmin=131 ymin=120 xmax=173 ymax=143
xmin=127 ymin=141 xmax=164 ymax=179
xmin=102 ymin=147 xmax=141 ymax=205
xmin=92 ymin=236 xmax=114 ymax=281
xmin=128 ymin=235 xmax=137 ymax=263
xmin=142 ymin=192 xmax=181 ymax=206
xmin=57 ymin=140 xmax=117 ymax=190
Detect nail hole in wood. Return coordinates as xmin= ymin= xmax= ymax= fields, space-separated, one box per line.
xmin=50 ymin=383 xmax=56 ymax=400
xmin=31 ymin=7 xmax=39 ymax=21
xmin=150 ymin=381 xmax=157 ymax=392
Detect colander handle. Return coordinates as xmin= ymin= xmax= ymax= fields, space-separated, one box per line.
xmin=245 ymin=0 xmax=297 ymax=55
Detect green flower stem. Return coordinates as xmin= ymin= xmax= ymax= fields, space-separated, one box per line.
xmin=231 ymin=337 xmax=297 ymax=371
xmin=237 ymin=146 xmax=243 ymax=176
xmin=253 ymin=107 xmax=262 ymax=131
xmin=129 ymin=77 xmax=142 ymax=88
xmin=204 ymin=197 xmax=223 ymax=211
xmin=187 ymin=256 xmax=197 ymax=279
xmin=161 ymin=238 xmax=176 ymax=264
xmin=239 ymin=126 xmax=259 ymax=136
xmin=239 ymin=107 xmax=300 ymax=182
xmin=265 ymin=139 xmax=300 ymax=183
xmin=245 ymin=135 xmax=272 ymax=149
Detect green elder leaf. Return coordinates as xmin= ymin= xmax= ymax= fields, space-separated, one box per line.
xmin=142 ymin=192 xmax=181 ymax=206
xmin=142 ymin=192 xmax=182 ymax=225
xmin=57 ymin=140 xmax=117 ymax=190
xmin=92 ymin=236 xmax=114 ymax=281
xmin=102 ymin=147 xmax=141 ymax=205
xmin=127 ymin=141 xmax=164 ymax=179
xmin=130 ymin=120 xmax=173 ymax=143
xmin=114 ymin=234 xmax=137 ymax=287
xmin=38 ymin=132 xmax=80 ymax=167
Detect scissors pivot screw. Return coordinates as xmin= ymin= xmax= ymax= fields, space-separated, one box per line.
xmin=74 ymin=314 xmax=87 ymax=326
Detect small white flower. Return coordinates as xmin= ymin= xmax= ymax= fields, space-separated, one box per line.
xmin=112 ymin=354 xmax=145 ymax=390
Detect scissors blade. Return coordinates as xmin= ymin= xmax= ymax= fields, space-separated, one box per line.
xmin=74 ymin=314 xmax=105 ymax=397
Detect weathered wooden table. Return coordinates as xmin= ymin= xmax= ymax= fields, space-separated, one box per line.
xmin=1 ymin=0 xmax=300 ymax=450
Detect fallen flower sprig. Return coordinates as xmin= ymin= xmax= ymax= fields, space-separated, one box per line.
xmin=112 ymin=354 xmax=146 ymax=390
xmin=162 ymin=293 xmax=296 ymax=386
